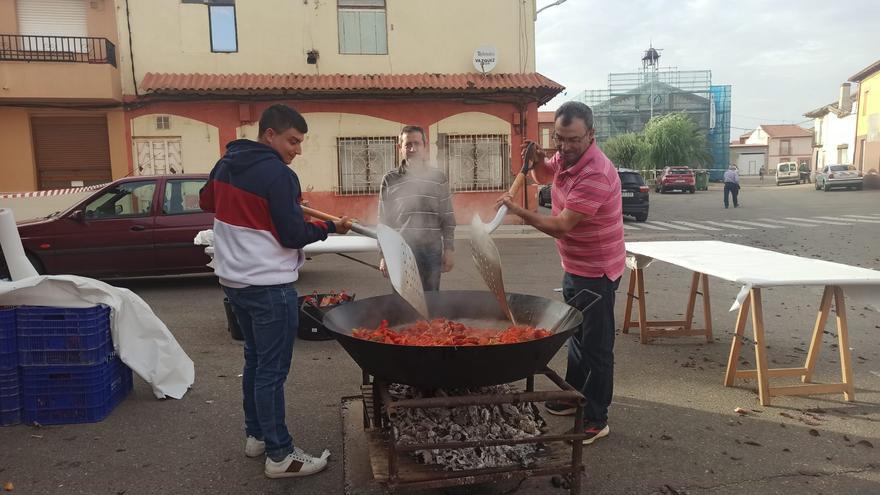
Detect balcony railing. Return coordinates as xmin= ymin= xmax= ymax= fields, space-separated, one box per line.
xmin=0 ymin=34 xmax=116 ymax=67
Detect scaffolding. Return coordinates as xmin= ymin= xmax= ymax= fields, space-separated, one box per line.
xmin=575 ymin=68 xmax=731 ymax=180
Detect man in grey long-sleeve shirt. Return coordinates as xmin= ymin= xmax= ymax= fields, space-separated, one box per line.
xmin=378 ymin=125 xmax=456 ymax=291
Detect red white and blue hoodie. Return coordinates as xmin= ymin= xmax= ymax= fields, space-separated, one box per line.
xmin=199 ymin=139 xmax=335 ymax=287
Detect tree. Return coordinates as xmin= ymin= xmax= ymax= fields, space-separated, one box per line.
xmin=601 ymin=133 xmax=646 ymax=170
xmin=641 ymin=112 xmax=711 ymax=170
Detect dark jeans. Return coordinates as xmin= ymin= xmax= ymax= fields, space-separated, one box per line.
xmin=562 ymin=272 xmax=620 ymax=424
xmin=724 ymin=182 xmax=740 ymax=208
xmin=413 ymin=244 xmax=443 ymax=291
xmin=223 ymin=283 xmax=298 ymax=462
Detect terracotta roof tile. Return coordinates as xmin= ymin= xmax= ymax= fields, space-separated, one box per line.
xmin=140 ymin=72 xmax=564 ymax=103
xmin=759 ymin=124 xmax=813 ymax=138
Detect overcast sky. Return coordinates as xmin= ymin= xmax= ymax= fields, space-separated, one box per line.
xmin=534 ymin=0 xmax=878 ymax=135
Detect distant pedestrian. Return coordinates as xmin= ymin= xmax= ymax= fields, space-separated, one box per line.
xmin=723 ymin=165 xmax=740 ymax=209
xmin=758 ymin=166 xmax=764 ymax=181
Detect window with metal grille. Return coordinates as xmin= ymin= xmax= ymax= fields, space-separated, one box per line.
xmin=439 ymin=134 xmax=510 ymax=192
xmin=337 ymin=137 xmax=398 ymax=195
xmin=337 ymin=0 xmax=387 ymax=55
xmin=156 ymin=116 xmax=170 ymax=130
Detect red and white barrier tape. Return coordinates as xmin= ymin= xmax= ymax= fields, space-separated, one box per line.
xmin=0 ymin=182 xmax=111 ymax=199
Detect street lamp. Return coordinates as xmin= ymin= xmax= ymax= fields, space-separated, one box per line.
xmin=535 ymin=0 xmax=568 ymax=18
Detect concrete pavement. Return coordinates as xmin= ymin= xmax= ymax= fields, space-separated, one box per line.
xmin=1 ymin=181 xmax=879 ymax=494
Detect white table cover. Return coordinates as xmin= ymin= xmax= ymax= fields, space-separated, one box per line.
xmin=0 ymin=276 xmax=194 ymax=399
xmin=625 ymin=241 xmax=880 ymax=312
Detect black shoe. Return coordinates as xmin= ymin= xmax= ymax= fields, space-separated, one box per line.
xmin=544 ymin=399 xmax=578 ymax=416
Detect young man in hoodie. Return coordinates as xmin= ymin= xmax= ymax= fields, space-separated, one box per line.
xmin=199 ymin=104 xmax=351 ymax=479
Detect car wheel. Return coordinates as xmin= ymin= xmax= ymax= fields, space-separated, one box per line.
xmin=659 ymin=187 xmax=666 ymax=194
xmin=689 ymin=187 xmax=695 ymax=194
xmin=823 ymin=182 xmax=830 ymax=192
xmin=634 ymin=213 xmax=648 ymax=222
xmin=654 ymin=186 xmax=660 ymax=193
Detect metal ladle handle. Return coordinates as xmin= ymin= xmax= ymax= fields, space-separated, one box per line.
xmin=485 ymin=141 xmax=537 ymax=232
xmin=301 ymin=206 xmax=377 ymax=239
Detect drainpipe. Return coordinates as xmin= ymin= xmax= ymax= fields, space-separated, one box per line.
xmin=124 ymin=0 xmax=139 ymax=96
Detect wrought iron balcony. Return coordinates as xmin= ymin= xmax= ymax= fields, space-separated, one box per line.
xmin=0 ymin=34 xmax=116 ymax=67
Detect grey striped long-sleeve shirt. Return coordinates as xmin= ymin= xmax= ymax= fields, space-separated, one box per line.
xmin=378 ymin=162 xmax=456 ymax=251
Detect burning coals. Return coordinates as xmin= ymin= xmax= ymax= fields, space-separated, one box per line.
xmin=387 ymin=384 xmax=547 ymax=471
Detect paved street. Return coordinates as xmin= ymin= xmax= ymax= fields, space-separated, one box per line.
xmin=1 ymin=181 xmax=879 ymax=495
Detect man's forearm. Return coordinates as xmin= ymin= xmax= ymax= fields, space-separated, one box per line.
xmin=514 ymin=207 xmax=571 ymax=239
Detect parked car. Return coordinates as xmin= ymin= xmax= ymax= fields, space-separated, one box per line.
xmin=655 ymin=166 xmax=695 ymax=194
xmin=538 ymin=184 xmax=552 ymax=207
xmin=2 ymin=175 xmax=214 ymax=279
xmin=0 ymin=174 xmax=381 ymax=281
xmin=775 ymin=161 xmax=801 ymax=186
xmin=535 ymin=169 xmax=650 ymax=221
xmin=814 ymin=164 xmax=863 ymax=191
xmin=619 ymin=169 xmax=650 ymax=222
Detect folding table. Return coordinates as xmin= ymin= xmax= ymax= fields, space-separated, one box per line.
xmin=623 ymin=241 xmax=880 ymax=406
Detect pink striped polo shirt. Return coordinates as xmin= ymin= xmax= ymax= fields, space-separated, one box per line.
xmin=548 ymin=143 xmax=625 ymax=280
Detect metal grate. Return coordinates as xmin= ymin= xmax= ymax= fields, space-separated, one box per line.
xmin=441 ymin=134 xmax=510 ymax=192
xmin=0 ymin=35 xmax=116 ymax=66
xmin=337 ymin=137 xmax=398 ymax=195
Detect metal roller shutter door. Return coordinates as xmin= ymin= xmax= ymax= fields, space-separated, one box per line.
xmin=16 ymin=0 xmax=88 ymax=37
xmin=31 ymin=116 xmax=113 ymax=190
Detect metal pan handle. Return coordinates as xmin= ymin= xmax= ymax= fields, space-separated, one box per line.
xmin=550 ymin=288 xmax=602 ymax=334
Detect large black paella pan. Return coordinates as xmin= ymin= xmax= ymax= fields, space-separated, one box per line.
xmin=322 ymin=290 xmax=586 ymax=389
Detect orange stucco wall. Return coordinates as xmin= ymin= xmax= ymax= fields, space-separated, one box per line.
xmin=124 ymin=98 xmax=540 ymax=222
xmin=0 ymin=108 xmax=37 ymax=192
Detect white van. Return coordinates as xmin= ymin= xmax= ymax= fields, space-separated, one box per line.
xmin=775 ymin=162 xmax=800 ymax=186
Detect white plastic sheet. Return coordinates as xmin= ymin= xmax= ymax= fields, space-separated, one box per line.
xmin=625 ymin=241 xmax=880 ymax=312
xmin=1 ymin=207 xmax=193 ymax=399
xmin=195 ymin=229 xmax=378 ymax=256
xmin=0 ymin=208 xmax=38 ymax=280
xmin=0 ymin=276 xmax=195 ymax=399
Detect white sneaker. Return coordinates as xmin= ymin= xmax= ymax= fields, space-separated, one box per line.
xmin=245 ymin=436 xmax=265 ymax=458
xmin=264 ymin=448 xmax=330 ymax=478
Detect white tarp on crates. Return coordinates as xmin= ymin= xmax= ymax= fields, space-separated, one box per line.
xmin=1 ymin=207 xmax=193 ymax=399
xmin=0 ymin=276 xmax=194 ymax=399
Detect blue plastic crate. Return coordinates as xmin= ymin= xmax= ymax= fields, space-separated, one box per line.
xmin=16 ymin=305 xmax=111 ymax=366
xmin=0 ymin=407 xmax=19 ymax=426
xmin=0 ymin=365 xmax=19 ymax=427
xmin=20 ymin=357 xmax=130 ymax=425
xmin=0 ymin=307 xmax=14 ymax=370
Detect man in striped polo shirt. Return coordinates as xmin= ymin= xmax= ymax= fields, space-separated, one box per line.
xmin=497 ymin=101 xmax=625 ymax=445
xmin=378 ymin=126 xmax=456 ymax=291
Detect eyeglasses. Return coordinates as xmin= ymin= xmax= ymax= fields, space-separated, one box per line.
xmin=552 ymin=133 xmax=590 ymax=146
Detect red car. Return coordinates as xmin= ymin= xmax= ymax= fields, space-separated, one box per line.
xmin=1 ymin=174 xmax=214 ymax=279
xmin=655 ymin=166 xmax=696 ymax=194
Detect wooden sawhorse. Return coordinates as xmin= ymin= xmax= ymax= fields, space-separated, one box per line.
xmin=622 ymin=267 xmax=714 ymax=344
xmin=723 ymin=286 xmax=855 ymax=406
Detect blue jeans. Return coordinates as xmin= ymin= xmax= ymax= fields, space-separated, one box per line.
xmin=413 ymin=244 xmax=443 ymax=291
xmin=562 ymin=273 xmax=620 ymax=424
xmin=724 ymin=182 xmax=739 ymax=208
xmin=223 ymin=283 xmax=298 ymax=462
